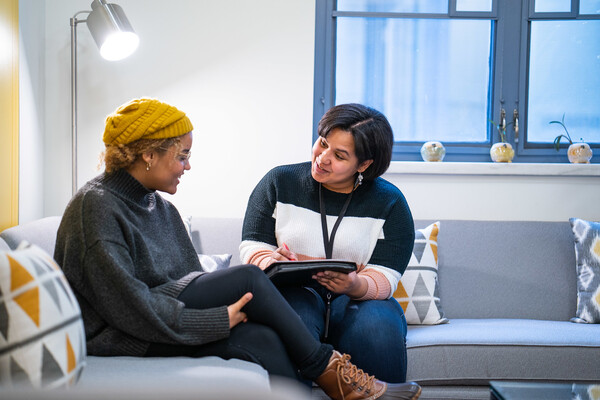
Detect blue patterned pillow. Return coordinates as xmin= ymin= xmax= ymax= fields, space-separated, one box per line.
xmin=569 ymin=218 xmax=600 ymax=324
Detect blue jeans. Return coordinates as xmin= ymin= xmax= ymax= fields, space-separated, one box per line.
xmin=280 ymin=285 xmax=408 ymax=383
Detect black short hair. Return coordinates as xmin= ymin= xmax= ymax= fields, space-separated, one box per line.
xmin=317 ymin=103 xmax=393 ymax=181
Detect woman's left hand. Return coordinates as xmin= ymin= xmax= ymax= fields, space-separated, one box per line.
xmin=312 ymin=271 xmax=367 ymax=298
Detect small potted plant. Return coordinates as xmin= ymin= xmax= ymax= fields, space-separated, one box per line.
xmin=420 ymin=141 xmax=446 ymax=162
xmin=489 ymin=119 xmax=515 ymax=163
xmin=550 ymin=113 xmax=593 ymax=164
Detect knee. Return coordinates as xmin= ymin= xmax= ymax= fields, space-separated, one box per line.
xmin=352 ymin=298 xmax=405 ymax=319
xmin=345 ymin=300 xmax=407 ymax=337
xmin=230 ymin=264 xmax=269 ymax=283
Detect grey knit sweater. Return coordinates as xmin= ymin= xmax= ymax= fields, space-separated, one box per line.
xmin=54 ymin=169 xmax=230 ymax=356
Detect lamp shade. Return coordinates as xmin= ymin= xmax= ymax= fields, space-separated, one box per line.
xmin=86 ymin=0 xmax=139 ymax=61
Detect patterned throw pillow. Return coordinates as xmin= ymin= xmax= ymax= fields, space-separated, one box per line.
xmin=394 ymin=221 xmax=448 ymax=325
xmin=198 ymin=253 xmax=232 ymax=272
xmin=0 ymin=242 xmax=86 ymax=388
xmin=569 ymin=218 xmax=600 ymax=324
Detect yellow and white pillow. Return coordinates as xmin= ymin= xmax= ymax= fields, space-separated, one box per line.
xmin=394 ymin=221 xmax=448 ymax=325
xmin=0 ymin=243 xmax=86 ymax=388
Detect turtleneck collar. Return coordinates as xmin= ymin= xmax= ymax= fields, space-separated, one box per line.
xmin=97 ymin=169 xmax=157 ymax=208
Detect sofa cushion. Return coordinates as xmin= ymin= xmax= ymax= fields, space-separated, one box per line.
xmin=0 ymin=216 xmax=62 ymax=254
xmin=431 ymin=220 xmax=577 ymax=321
xmin=182 ymin=216 xmax=233 ymax=271
xmin=3 ymin=356 xmax=308 ymax=400
xmin=197 ymin=253 xmax=232 ymax=272
xmin=394 ymin=222 xmax=447 ymax=325
xmin=569 ymin=218 xmax=600 ymax=324
xmin=79 ymin=356 xmax=270 ymax=391
xmin=406 ymin=318 xmax=600 ymax=385
xmin=190 ymin=217 xmax=244 ymax=266
xmin=0 ymin=243 xmax=86 ymax=388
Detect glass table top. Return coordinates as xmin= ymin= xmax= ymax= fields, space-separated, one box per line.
xmin=490 ymin=381 xmax=600 ymax=400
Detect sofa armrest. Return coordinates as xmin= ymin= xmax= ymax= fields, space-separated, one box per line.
xmin=0 ymin=216 xmax=62 ymax=254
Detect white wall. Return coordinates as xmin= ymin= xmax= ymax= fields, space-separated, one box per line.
xmin=41 ymin=0 xmax=316 ymax=218
xmin=385 ymin=163 xmax=600 ymax=222
xmin=18 ymin=0 xmax=45 ymax=222
xmin=18 ymin=0 xmax=600 ymax=224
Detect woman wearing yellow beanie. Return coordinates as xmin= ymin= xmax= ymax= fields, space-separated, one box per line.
xmin=54 ymin=98 xmax=411 ymax=400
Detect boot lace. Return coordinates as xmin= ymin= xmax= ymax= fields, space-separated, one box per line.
xmin=335 ymin=353 xmax=376 ymax=398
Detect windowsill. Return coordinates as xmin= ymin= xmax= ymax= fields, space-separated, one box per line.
xmin=386 ymin=162 xmax=600 ymax=177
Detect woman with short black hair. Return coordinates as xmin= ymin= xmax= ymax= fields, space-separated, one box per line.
xmin=242 ymin=103 xmax=419 ymax=397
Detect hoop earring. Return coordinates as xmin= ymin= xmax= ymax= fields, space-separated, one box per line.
xmin=146 ymin=162 xmax=151 ymax=171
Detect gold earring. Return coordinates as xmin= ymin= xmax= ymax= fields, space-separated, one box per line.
xmin=146 ymin=162 xmax=151 ymax=171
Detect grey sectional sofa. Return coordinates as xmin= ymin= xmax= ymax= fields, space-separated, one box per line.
xmin=1 ymin=216 xmax=599 ymax=400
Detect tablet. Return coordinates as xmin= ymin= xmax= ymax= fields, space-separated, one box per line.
xmin=264 ymin=259 xmax=357 ymax=287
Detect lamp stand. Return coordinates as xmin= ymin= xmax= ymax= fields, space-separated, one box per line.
xmin=70 ymin=12 xmax=90 ymax=197
xmin=69 ymin=1 xmax=137 ymax=197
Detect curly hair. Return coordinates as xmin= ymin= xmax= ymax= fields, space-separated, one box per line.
xmin=102 ymin=137 xmax=182 ymax=173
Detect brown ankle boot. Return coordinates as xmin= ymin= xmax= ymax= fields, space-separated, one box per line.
xmin=382 ymin=381 xmax=422 ymax=399
xmin=315 ymin=351 xmax=387 ymax=400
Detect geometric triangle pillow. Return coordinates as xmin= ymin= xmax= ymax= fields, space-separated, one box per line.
xmin=393 ymin=221 xmax=448 ymax=325
xmin=0 ymin=242 xmax=86 ymax=388
xmin=569 ymin=218 xmax=600 ymax=324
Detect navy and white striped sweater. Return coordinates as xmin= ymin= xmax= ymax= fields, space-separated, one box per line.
xmin=240 ymin=162 xmax=414 ymax=300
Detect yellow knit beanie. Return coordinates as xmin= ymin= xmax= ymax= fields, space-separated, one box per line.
xmin=103 ymin=98 xmax=193 ymax=145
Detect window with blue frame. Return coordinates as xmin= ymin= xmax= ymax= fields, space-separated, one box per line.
xmin=313 ymin=0 xmax=600 ymax=162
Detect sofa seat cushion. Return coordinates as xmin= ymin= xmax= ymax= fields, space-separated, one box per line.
xmin=79 ymin=356 xmax=270 ymax=390
xmin=3 ymin=356 xmax=309 ymax=400
xmin=406 ymin=319 xmax=600 ymax=385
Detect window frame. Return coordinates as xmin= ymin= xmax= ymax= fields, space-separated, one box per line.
xmin=313 ymin=0 xmax=600 ymax=163
xmin=517 ymin=0 xmax=600 ymax=161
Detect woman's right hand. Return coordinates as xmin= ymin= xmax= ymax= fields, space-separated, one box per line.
xmin=228 ymin=292 xmax=253 ymax=328
xmin=267 ymin=243 xmax=297 ymax=266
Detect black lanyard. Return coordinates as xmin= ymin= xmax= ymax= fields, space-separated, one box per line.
xmin=319 ymin=183 xmax=354 ymax=340
xmin=319 ymin=184 xmax=354 ymax=259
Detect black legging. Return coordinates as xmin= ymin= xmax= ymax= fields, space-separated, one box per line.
xmin=146 ymin=265 xmax=334 ymax=381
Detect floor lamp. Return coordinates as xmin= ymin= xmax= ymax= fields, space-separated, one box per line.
xmin=70 ymin=0 xmax=139 ymax=196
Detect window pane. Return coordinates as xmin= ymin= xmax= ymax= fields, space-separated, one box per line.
xmin=335 ymin=17 xmax=493 ymax=143
xmin=337 ymin=0 xmax=448 ymax=13
xmin=534 ymin=0 xmax=571 ymax=13
xmin=527 ymin=20 xmax=600 ymax=144
xmin=580 ymin=0 xmax=600 ymax=14
xmin=456 ymin=0 xmax=493 ymax=12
